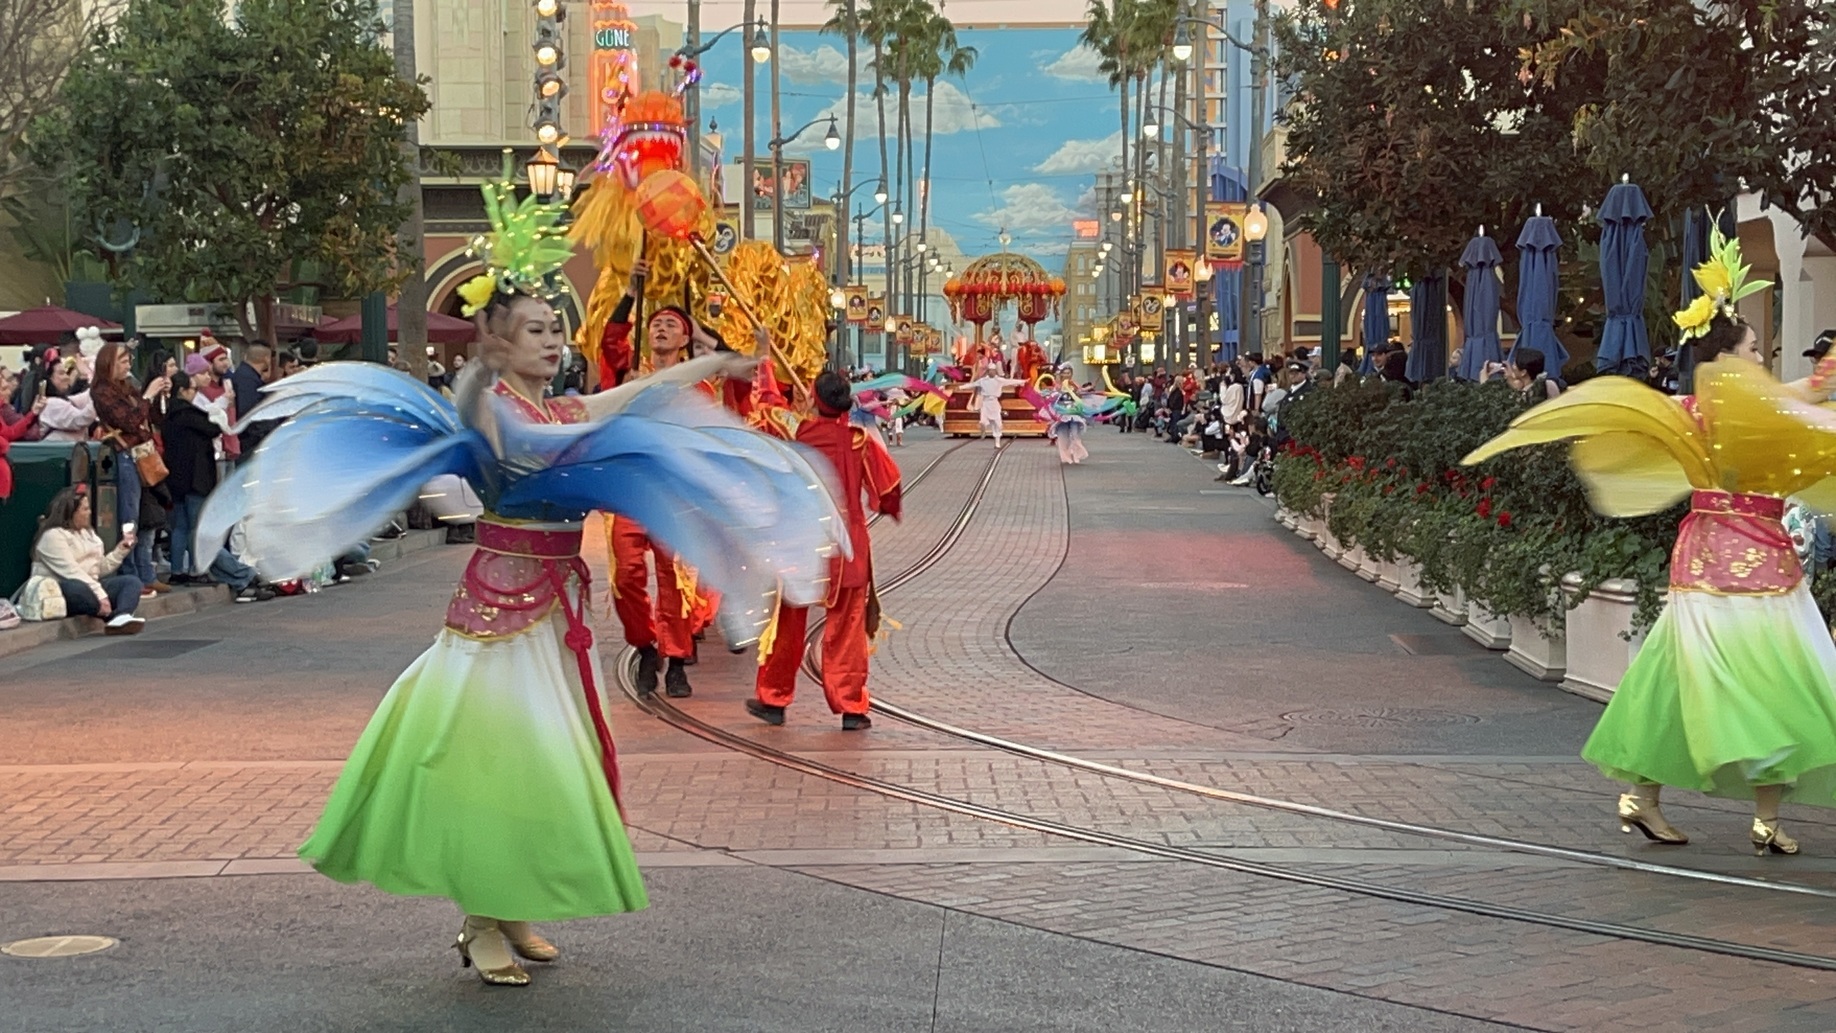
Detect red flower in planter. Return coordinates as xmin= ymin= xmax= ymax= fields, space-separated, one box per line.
xmin=1476 ymin=498 xmax=1493 ymax=519
xmin=1480 ymin=476 xmax=1497 ymax=491
xmin=1497 ymin=511 xmax=1514 ymax=528
xmin=1383 ymin=484 xmax=1396 ymax=494
xmin=1415 ymin=482 xmax=1431 ymax=494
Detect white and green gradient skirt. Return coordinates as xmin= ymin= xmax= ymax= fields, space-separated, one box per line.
xmin=1583 ymin=584 xmax=1836 ymax=804
xmin=300 ymin=617 xmax=648 ymax=921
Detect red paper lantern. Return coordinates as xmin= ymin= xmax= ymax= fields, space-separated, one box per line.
xmin=634 ymin=170 xmax=707 ymax=240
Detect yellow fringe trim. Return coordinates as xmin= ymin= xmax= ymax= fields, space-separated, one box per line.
xmin=756 ymin=593 xmax=784 ymax=668
xmin=674 ymin=561 xmax=701 ymax=618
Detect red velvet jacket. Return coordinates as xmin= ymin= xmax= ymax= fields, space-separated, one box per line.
xmin=796 ymin=411 xmax=901 ymax=593
xmin=0 ymin=407 xmax=39 ymax=500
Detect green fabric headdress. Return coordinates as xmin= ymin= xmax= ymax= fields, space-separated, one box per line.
xmin=459 ymin=152 xmax=576 ymax=317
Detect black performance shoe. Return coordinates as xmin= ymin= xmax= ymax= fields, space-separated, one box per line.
xmin=841 ymin=713 xmax=873 ymax=731
xmin=634 ymin=645 xmax=660 ymax=697
xmin=745 ymin=699 xmax=786 ymax=725
xmin=664 ymin=658 xmax=692 ymax=698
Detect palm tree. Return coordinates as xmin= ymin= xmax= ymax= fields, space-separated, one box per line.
xmin=859 ymin=0 xmax=898 ymax=340
xmin=917 ymin=11 xmax=976 ymax=256
xmin=1080 ymin=0 xmax=1130 ymax=205
xmin=821 ymin=0 xmax=861 ymax=284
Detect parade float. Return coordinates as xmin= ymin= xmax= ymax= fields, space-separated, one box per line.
xmin=568 ymin=81 xmax=828 ymax=410
xmin=938 ymin=251 xmax=1066 ymax=438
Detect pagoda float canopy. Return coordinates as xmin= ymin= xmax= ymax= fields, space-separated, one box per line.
xmin=943 ymin=252 xmax=1066 ymax=332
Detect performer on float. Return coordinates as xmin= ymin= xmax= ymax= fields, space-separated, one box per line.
xmin=226 ymin=171 xmax=844 ymax=987
xmin=1015 ymin=333 xmax=1050 ymax=385
xmin=748 ymin=371 xmax=901 ymax=730
xmin=1465 ymin=227 xmax=1836 ymax=856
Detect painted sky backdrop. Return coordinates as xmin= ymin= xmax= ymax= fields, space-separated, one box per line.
xmin=685 ymin=26 xmax=1122 ymax=266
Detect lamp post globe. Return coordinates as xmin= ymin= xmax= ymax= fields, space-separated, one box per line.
xmin=750 ymin=21 xmax=772 ymax=63
xmin=1243 ymin=203 xmax=1269 ymax=242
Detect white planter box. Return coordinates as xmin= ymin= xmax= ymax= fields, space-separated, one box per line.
xmin=1319 ymin=497 xmax=1341 ymax=558
xmin=1431 ymin=585 xmax=1467 ymax=625
xmin=1299 ymin=514 xmax=1322 ymax=541
xmin=1355 ymin=549 xmax=1382 ymax=582
xmin=1559 ymin=576 xmax=1651 ymax=703
xmin=1461 ymin=601 xmax=1512 ymax=650
xmin=1337 ymin=543 xmax=1366 ymax=572
xmin=1376 ymin=558 xmax=1402 ymax=592
xmin=1505 ymin=614 xmax=1567 ymax=681
xmin=1394 ymin=560 xmax=1433 ymax=607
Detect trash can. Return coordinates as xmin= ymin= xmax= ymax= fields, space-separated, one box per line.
xmin=0 ymin=441 xmax=112 ymax=598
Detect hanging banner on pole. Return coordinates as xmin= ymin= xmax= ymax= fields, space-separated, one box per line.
xmin=1137 ymin=288 xmax=1166 ymax=332
xmin=866 ymin=295 xmax=887 ymax=331
xmin=1205 ymin=202 xmax=1248 ymax=267
xmin=1165 ymin=250 xmax=1196 ymax=297
xmin=845 ymin=285 xmax=869 ymax=323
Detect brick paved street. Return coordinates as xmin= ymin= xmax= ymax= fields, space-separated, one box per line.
xmin=5 ymin=428 xmax=1836 ymax=1031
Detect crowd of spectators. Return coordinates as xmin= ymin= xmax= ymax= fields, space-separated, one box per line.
xmin=4 ymin=331 xmax=388 ymax=633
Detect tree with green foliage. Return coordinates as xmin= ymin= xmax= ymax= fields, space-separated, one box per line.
xmin=1523 ymin=0 xmax=1836 ymax=249
xmin=1274 ymin=0 xmax=1835 ymax=348
xmin=1272 ymin=0 xmax=1596 ymax=281
xmin=32 ymin=0 xmax=430 ymax=344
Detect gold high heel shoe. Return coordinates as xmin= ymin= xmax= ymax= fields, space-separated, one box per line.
xmin=498 ymin=921 xmax=560 ymax=963
xmin=1617 ymin=792 xmax=1688 ymax=845
xmin=454 ymin=918 xmax=531 ymax=986
xmin=1752 ymin=818 xmax=1801 ymax=856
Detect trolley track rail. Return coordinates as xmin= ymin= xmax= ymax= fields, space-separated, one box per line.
xmin=617 ymin=437 xmax=1836 ymax=973
xmin=801 ymin=439 xmax=1836 ymax=901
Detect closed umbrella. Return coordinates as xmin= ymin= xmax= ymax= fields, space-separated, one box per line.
xmin=1594 ymin=180 xmax=1654 ymax=377
xmin=1454 ymin=234 xmax=1504 ymax=381
xmin=1671 ymin=207 xmax=1733 ymax=394
xmin=1404 ymin=270 xmax=1448 ymax=383
xmin=1213 ymin=268 xmax=1239 ymax=364
xmin=1514 ymin=212 xmax=1567 ymax=375
xmin=1359 ymin=275 xmax=1389 ymax=374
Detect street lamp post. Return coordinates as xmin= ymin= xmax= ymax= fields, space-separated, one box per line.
xmin=674 ymin=19 xmax=772 ymax=199
xmin=766 ymin=115 xmax=840 ymax=251
xmin=1243 ymin=202 xmax=1269 ymax=359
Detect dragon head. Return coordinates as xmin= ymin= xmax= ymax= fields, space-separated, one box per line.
xmin=601 ymin=90 xmax=687 ymax=191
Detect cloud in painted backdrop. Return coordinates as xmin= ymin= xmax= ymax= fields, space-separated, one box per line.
xmin=777 ymin=43 xmax=855 ymax=85
xmin=1032 ymin=131 xmax=1122 ymax=175
xmin=975 ymin=182 xmax=1091 ymax=235
xmin=784 ymin=81 xmax=999 ymax=155
xmin=699 ymin=82 xmax=743 ymax=109
xmin=1042 ymin=45 xmax=1106 ymax=83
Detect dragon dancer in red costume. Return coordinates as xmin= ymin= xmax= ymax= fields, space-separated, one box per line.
xmin=747 ymin=371 xmax=902 ymax=731
xmin=601 ymin=261 xmax=702 ymax=698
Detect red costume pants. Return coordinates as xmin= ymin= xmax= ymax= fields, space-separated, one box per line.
xmin=610 ymin=520 xmax=695 ymax=659
xmin=754 ymin=585 xmax=871 ymax=716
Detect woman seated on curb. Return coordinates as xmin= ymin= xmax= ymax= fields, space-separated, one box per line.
xmin=30 ymin=485 xmax=146 ymax=635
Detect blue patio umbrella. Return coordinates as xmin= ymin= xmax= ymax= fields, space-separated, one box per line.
xmin=1404 ymin=270 xmax=1448 ymax=383
xmin=1594 ymin=180 xmax=1654 ymax=376
xmin=1454 ymin=234 xmax=1504 ymax=381
xmin=1359 ymin=275 xmax=1389 ymax=374
xmin=1514 ymin=213 xmax=1567 ymax=374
